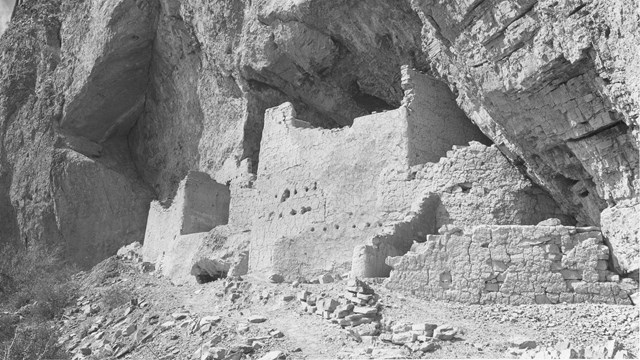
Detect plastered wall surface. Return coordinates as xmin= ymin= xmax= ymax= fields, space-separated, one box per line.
xmin=142 ymin=171 xmax=229 ymax=264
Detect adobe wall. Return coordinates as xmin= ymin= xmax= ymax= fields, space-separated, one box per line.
xmin=385 ymin=224 xmax=633 ymax=305
xmin=401 ymin=67 xmax=490 ymax=165
xmin=181 ymin=172 xmax=230 ymax=234
xmin=142 ymin=171 xmax=230 ymax=264
xmin=247 ymin=103 xmax=410 ymax=277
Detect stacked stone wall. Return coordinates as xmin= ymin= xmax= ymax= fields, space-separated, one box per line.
xmin=385 ymin=224 xmax=633 ymax=305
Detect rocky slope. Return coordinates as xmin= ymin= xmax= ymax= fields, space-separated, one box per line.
xmin=0 ymin=0 xmax=637 ymax=273
xmin=54 ymin=254 xmax=639 ymax=359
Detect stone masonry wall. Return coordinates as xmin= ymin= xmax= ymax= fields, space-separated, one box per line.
xmin=380 ymin=142 xmax=574 ymax=231
xmin=385 ymin=224 xmax=633 ymax=305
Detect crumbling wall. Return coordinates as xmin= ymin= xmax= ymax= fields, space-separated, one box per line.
xmin=351 ymin=193 xmax=441 ymax=278
xmin=142 ymin=171 xmax=229 ymax=263
xmin=351 ymin=141 xmax=574 ymax=279
xmin=382 ymin=143 xmax=575 ymax=231
xmin=402 ymin=67 xmax=491 ymax=165
xmin=385 ymin=224 xmax=634 ymax=305
xmin=181 ymin=172 xmax=230 ymax=234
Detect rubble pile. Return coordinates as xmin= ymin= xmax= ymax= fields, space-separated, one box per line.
xmin=517 ymin=339 xmax=630 ymax=359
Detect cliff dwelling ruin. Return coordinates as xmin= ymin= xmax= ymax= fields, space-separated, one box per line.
xmin=139 ymin=66 xmax=634 ymax=305
xmin=1 ymin=0 xmax=638 ymax=310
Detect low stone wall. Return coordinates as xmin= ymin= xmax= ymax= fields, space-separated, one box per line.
xmin=385 ymin=224 xmax=635 ymax=304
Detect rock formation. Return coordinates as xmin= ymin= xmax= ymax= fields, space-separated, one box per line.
xmin=0 ymin=0 xmax=637 ymax=302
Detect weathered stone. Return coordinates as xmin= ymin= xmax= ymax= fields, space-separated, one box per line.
xmin=123 ymin=324 xmax=137 ymax=337
xmin=269 ymin=274 xmax=284 ymax=284
xmin=172 ymin=313 xmax=189 ymax=321
xmin=412 ymin=323 xmax=438 ymax=336
xmin=417 ymin=341 xmax=440 ymax=353
xmin=318 ymin=274 xmax=334 ymax=284
xmin=433 ymin=325 xmax=457 ymax=341
xmin=391 ymin=332 xmax=417 ymax=345
xmin=508 ymin=336 xmax=537 ymax=350
xmin=353 ymin=306 xmax=377 ymax=315
xmin=258 ymin=351 xmax=284 ymax=360
xmin=538 ymin=219 xmax=562 ymax=226
xmin=321 ymin=299 xmax=339 ymax=312
xmin=601 ymin=199 xmax=640 ymax=274
xmin=296 ymin=291 xmax=310 ymax=302
xmin=559 ymin=348 xmax=578 ymax=359
xmin=160 ymin=321 xmax=175 ymax=329
xmin=200 ymin=316 xmax=222 ymax=326
xmin=269 ymin=330 xmax=284 ymax=338
xmin=247 ymin=315 xmax=267 ymax=323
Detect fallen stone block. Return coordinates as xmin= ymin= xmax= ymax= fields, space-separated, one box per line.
xmin=350 ymin=317 xmax=372 ymax=327
xmin=258 ymin=351 xmax=285 ymax=360
xmin=200 ymin=316 xmax=222 ymax=326
xmin=417 ymin=341 xmax=440 ymax=353
xmin=508 ymin=336 xmax=537 ymax=350
xmin=319 ymin=274 xmax=334 ymax=284
xmin=269 ymin=274 xmax=284 ymax=284
xmin=433 ymin=324 xmax=457 ymax=341
xmin=353 ymin=306 xmax=377 ymax=315
xmin=172 ymin=313 xmax=189 ymax=321
xmin=371 ymin=348 xmax=409 ymax=359
xmin=559 ymin=348 xmax=579 ymax=359
xmin=247 ymin=315 xmax=267 ymax=323
xmin=321 ymin=298 xmax=339 ymax=312
xmin=391 ymin=331 xmax=417 ymax=345
xmin=296 ymin=290 xmax=310 ymax=302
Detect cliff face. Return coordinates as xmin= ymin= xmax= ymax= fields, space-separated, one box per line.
xmin=0 ymin=0 xmax=637 ymax=272
xmin=409 ymin=0 xmax=639 ymax=272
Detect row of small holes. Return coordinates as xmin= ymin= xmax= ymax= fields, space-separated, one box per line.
xmin=309 ymin=222 xmax=383 ymax=232
xmin=275 ymin=182 xmax=318 ymax=200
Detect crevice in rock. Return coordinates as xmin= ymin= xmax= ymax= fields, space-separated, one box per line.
xmin=481 ymin=2 xmax=539 ymax=47
xmin=567 ymin=3 xmax=587 ymax=17
xmin=567 ymin=120 xmax=627 ymax=142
